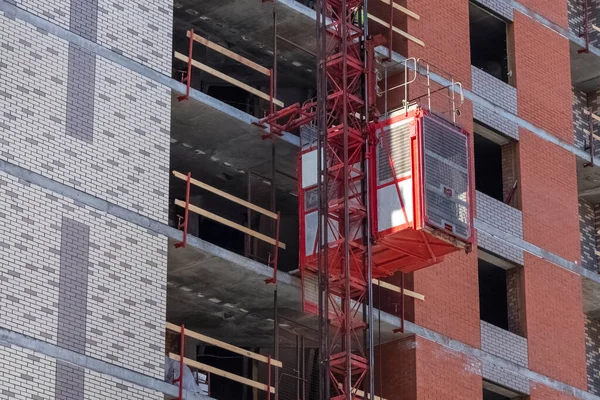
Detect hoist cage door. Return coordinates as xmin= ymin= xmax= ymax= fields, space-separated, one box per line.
xmin=368 ymin=109 xmax=473 ymax=275
xmin=420 ymin=113 xmax=472 ymax=241
xmin=372 ymin=109 xmax=473 ymax=243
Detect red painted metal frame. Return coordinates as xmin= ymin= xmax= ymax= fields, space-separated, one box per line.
xmin=579 ymin=0 xmax=590 ymax=54
xmin=265 ymin=212 xmax=281 ymax=284
xmin=267 ymin=355 xmax=273 ymax=400
xmin=175 ymin=172 xmax=191 ymax=248
xmin=178 ymin=30 xmax=194 ymax=101
xmin=174 ymin=324 xmax=185 ymax=400
xmin=317 ymin=0 xmax=371 ymax=398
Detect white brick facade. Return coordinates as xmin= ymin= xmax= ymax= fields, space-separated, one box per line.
xmin=0 ymin=12 xmax=171 ymax=223
xmin=471 ymin=66 xmax=519 ymax=140
xmin=0 ymin=171 xmax=167 ymax=398
xmin=480 ymin=320 xmax=530 ymax=394
xmin=0 ymin=0 xmax=172 ymax=398
xmin=476 ymin=191 xmax=524 ymax=264
xmin=96 ymin=0 xmax=172 ymax=74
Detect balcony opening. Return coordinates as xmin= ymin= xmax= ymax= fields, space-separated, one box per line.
xmin=478 ymin=251 xmax=526 ymax=336
xmin=469 ymin=1 xmax=513 ymax=84
xmin=484 ymin=380 xmax=528 ymax=399
xmin=474 ymin=121 xmax=520 ymax=208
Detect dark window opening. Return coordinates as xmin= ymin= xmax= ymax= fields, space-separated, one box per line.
xmin=484 ymin=380 xmax=528 ymax=400
xmin=474 ymin=122 xmax=520 ymax=208
xmin=478 ymin=255 xmax=526 ymax=336
xmin=474 ymin=133 xmax=503 ymax=201
xmin=483 ymin=388 xmax=511 ymax=400
xmin=207 ymin=85 xmax=253 ymax=113
xmin=479 ymin=259 xmax=509 ymax=330
xmin=469 ymin=2 xmax=510 ymax=83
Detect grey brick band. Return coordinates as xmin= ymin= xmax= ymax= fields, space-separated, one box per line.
xmin=65 ymin=44 xmax=96 ymax=143
xmin=70 ymin=0 xmax=98 ymax=41
xmin=65 ymin=0 xmax=98 ymax=143
xmin=55 ymin=217 xmax=90 ymax=398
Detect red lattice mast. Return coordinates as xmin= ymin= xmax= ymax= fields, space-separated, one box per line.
xmin=315 ymin=0 xmax=374 ymax=398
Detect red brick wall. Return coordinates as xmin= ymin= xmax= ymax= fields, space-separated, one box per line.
xmin=530 ymin=383 xmax=579 ymax=400
xmin=399 ymin=0 xmax=480 ymax=349
xmin=523 ymin=254 xmax=587 ymax=389
xmin=375 ymin=337 xmax=417 ymax=400
xmin=519 ymin=131 xmax=580 ymax=259
xmin=412 ymin=251 xmax=480 ymax=348
xmin=415 ymin=337 xmax=482 ymax=399
xmin=514 ymin=13 xmax=573 ymax=144
xmin=516 ymin=0 xmax=569 ymax=29
xmin=514 ymin=8 xmax=587 ymax=390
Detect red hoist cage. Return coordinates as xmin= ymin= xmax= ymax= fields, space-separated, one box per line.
xmin=260 ymin=0 xmax=474 ymax=398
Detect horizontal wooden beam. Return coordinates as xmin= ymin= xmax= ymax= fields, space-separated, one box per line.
xmin=187 ymin=31 xmax=271 ymax=76
xmin=173 ymin=171 xmax=278 ymax=220
xmin=372 ymin=278 xmax=425 ymax=301
xmin=170 ymin=353 xmax=275 ymax=393
xmin=337 ymin=383 xmax=388 ymax=400
xmin=367 ymin=14 xmax=425 ymax=47
xmin=174 ymin=199 xmax=286 ymax=249
xmin=174 ymin=51 xmax=284 ymax=107
xmin=583 ymin=128 xmax=600 ymax=143
xmin=377 ymin=0 xmax=420 ymax=20
xmin=584 ymin=108 xmax=600 ymax=123
xmin=166 ymin=322 xmax=282 ymax=368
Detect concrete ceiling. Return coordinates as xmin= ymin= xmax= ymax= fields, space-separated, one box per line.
xmin=172 ymin=0 xmax=317 ymax=91
xmin=583 ymin=276 xmax=600 ymax=318
xmin=576 ymin=157 xmax=600 ymax=204
xmin=570 ymin=41 xmax=600 ymax=93
xmin=170 ymin=91 xmax=299 ymax=201
xmin=166 ymin=238 xmax=403 ymax=347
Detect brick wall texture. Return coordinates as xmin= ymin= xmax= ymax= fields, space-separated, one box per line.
xmin=404 ymin=0 xmax=482 ymax=351
xmin=515 ymin=10 xmax=587 ymax=389
xmin=568 ymin=0 xmax=600 ymax=48
xmin=585 ymin=316 xmax=600 ymax=395
xmin=476 ymin=191 xmax=524 ymax=264
xmin=0 ymin=171 xmax=168 ymax=399
xmin=472 ymin=0 xmax=514 ymax=21
xmin=471 ymin=66 xmax=519 ymax=140
xmin=480 ymin=320 xmax=530 ymax=393
xmin=0 ymin=12 xmax=171 ymax=222
xmin=580 ymin=199 xmax=598 ymax=272
xmin=0 ymin=0 xmax=172 ymax=398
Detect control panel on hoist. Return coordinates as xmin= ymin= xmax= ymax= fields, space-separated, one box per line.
xmin=298 ymin=107 xmax=474 ymax=278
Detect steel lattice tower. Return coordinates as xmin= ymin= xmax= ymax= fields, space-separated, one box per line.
xmin=315 ymin=0 xmax=374 ymax=398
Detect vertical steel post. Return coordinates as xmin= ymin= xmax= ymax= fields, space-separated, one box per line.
xmin=579 ymin=0 xmax=590 ymax=54
xmin=175 ymin=172 xmax=191 ymax=248
xmin=178 ymin=30 xmax=194 ymax=101
xmin=267 ymin=355 xmax=272 ymax=400
xmin=177 ymin=324 xmax=185 ymax=400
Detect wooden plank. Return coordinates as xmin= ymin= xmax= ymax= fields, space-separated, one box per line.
xmin=377 ymin=0 xmax=420 ymax=20
xmin=188 ymin=31 xmax=271 ymax=76
xmin=173 ymin=171 xmax=278 ymax=220
xmin=583 ymin=128 xmax=600 ymax=143
xmin=166 ymin=322 xmax=282 ymax=368
xmin=337 ymin=383 xmax=387 ymax=400
xmin=170 ymin=353 xmax=275 ymax=393
xmin=372 ymin=279 xmax=425 ymax=301
xmin=174 ymin=52 xmax=284 ymax=107
xmin=367 ymin=14 xmax=425 ymax=47
xmin=174 ymin=199 xmax=286 ymax=249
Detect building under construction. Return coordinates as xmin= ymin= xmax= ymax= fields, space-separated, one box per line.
xmin=3 ymin=0 xmax=600 ymax=398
